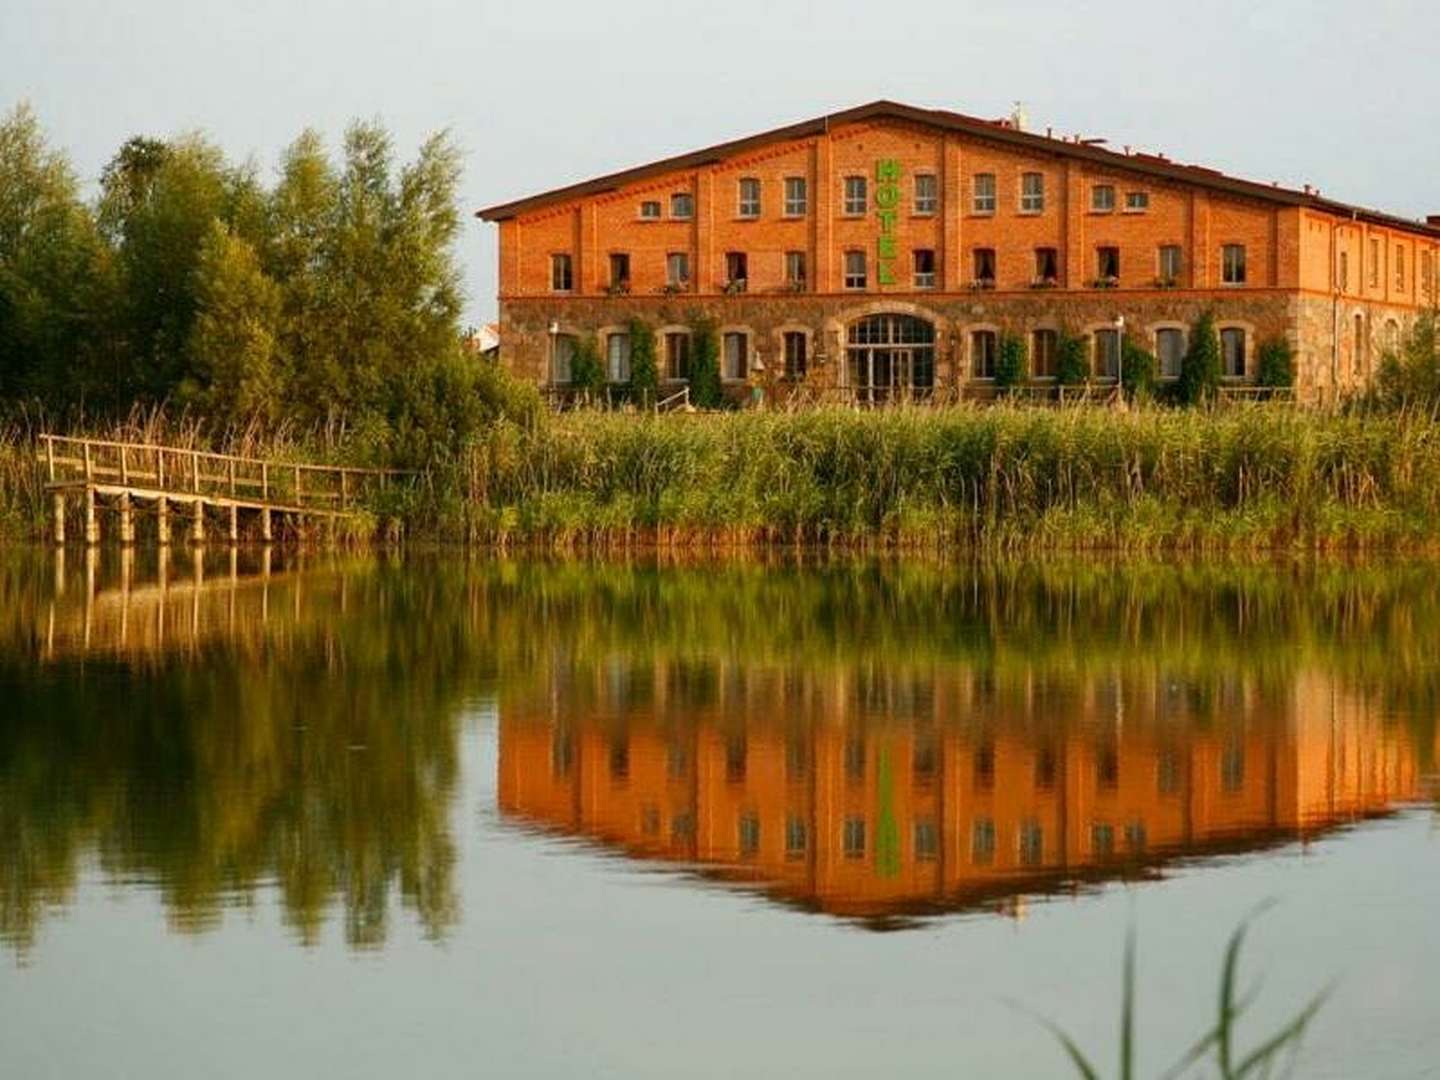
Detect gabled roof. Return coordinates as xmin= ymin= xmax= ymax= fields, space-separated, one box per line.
xmin=476 ymin=100 xmax=1440 ymax=239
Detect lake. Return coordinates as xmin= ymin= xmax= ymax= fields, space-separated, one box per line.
xmin=1 ymin=549 xmax=1437 ymax=1078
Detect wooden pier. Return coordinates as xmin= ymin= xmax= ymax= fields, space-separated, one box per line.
xmin=39 ymin=434 xmax=412 ymax=545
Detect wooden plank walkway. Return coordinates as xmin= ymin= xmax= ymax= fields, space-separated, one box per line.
xmin=38 ymin=433 xmax=413 ymax=545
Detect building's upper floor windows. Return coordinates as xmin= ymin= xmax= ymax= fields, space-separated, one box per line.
xmin=1222 ymin=243 xmax=1247 ymax=285
xmin=844 ymin=249 xmax=867 ymax=289
xmin=785 ymin=250 xmax=807 ymax=289
xmin=550 ymin=252 xmax=573 ymax=292
xmin=914 ymin=173 xmax=938 ymax=215
xmin=738 ymin=813 xmax=760 ymax=858
xmin=1019 ymin=820 xmax=1044 ymax=866
xmin=914 ymin=819 xmax=939 ymax=861
xmin=1370 ymin=238 xmax=1381 ymax=287
xmin=1125 ymin=191 xmax=1150 ymax=212
xmin=973 ymin=247 xmax=996 ymax=287
xmin=785 ymin=816 xmax=807 ymax=860
xmin=1156 ymin=327 xmax=1185 ymax=380
xmin=1221 ymin=327 xmax=1246 ymax=377
xmin=1091 ymin=184 xmax=1115 ymax=212
xmin=1035 ymin=247 xmax=1058 ymax=285
xmin=666 ymin=251 xmax=690 ymax=288
xmin=639 ymin=199 xmax=661 ymax=220
xmin=1096 ymin=245 xmax=1120 ymax=283
xmin=670 ymin=192 xmax=693 ymax=219
xmin=1158 ymin=244 xmax=1182 ymax=285
xmin=972 ymin=818 xmax=997 ymax=865
xmin=784 ymin=176 xmax=808 ymax=216
xmin=737 ymin=177 xmax=760 ymax=218
xmin=783 ymin=330 xmax=807 ymax=380
xmin=843 ymin=175 xmax=867 ymax=215
xmin=972 ymin=172 xmax=996 ymax=214
xmin=1396 ymin=245 xmax=1405 ymax=290
xmin=608 ymin=252 xmax=630 ymax=292
xmin=843 ymin=816 xmax=867 ymax=859
xmin=724 ymin=251 xmax=748 ymax=291
xmin=1020 ymin=172 xmax=1045 ymax=213
xmin=913 ymin=248 xmax=936 ymax=289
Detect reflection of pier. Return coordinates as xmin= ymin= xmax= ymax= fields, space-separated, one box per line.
xmin=38 ymin=547 xmax=349 ymax=662
xmin=499 ymin=668 xmax=1434 ymax=925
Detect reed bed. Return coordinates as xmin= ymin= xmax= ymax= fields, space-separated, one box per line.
xmin=465 ymin=404 xmax=1440 ymax=551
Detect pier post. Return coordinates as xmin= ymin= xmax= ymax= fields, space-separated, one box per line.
xmin=118 ymin=493 xmax=135 ymax=545
xmin=261 ymin=506 xmax=273 ymax=543
xmin=156 ymin=496 xmax=170 ymax=546
xmin=84 ymin=487 xmax=99 ymax=545
xmin=227 ymin=504 xmax=239 ymax=545
xmin=191 ymin=500 xmax=205 ymax=545
xmin=52 ymin=492 xmax=66 ymax=546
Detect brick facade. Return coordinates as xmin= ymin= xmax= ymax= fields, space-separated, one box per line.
xmin=479 ymin=102 xmax=1440 ymax=404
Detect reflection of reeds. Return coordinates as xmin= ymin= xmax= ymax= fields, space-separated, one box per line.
xmin=466 ymin=405 xmax=1440 ymax=550
xmin=1036 ymin=909 xmax=1328 ymax=1079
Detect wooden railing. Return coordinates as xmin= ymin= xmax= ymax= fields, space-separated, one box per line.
xmin=38 ymin=434 xmax=413 ymax=513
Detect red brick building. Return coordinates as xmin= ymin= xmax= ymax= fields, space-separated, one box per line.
xmin=477 ymin=101 xmax=1440 ymax=403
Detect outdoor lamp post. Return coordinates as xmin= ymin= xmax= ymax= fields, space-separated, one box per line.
xmin=1113 ymin=314 xmax=1125 ymax=393
xmin=547 ymin=320 xmax=560 ymax=387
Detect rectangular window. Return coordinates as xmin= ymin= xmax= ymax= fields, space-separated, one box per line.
xmin=914 ymin=173 xmax=938 ymax=214
xmin=914 ymin=819 xmax=939 ymax=861
xmin=1222 ymin=244 xmax=1247 ymax=285
xmin=1221 ymin=327 xmax=1246 ymax=378
xmin=974 ymin=741 xmax=995 ymax=789
xmin=1125 ymin=191 xmax=1149 ymax=212
xmin=639 ymin=200 xmax=661 ymax=220
xmin=551 ymin=334 xmax=575 ymax=384
xmin=1156 ymin=328 xmax=1184 ymax=380
xmin=671 ymin=813 xmax=694 ymax=843
xmin=606 ymin=332 xmax=631 ymax=383
xmin=738 ymin=813 xmax=760 ymax=858
xmin=1423 ymin=252 xmax=1434 ymax=298
xmin=1222 ymin=742 xmax=1245 ymax=793
xmin=783 ymin=331 xmax=807 ymax=379
xmin=784 ymin=250 xmax=807 ymax=289
xmin=670 ymin=192 xmax=693 ymax=219
xmin=1396 ymin=245 xmax=1405 ymax=289
xmin=1035 ymin=247 xmax=1058 ymax=284
xmin=1091 ymin=184 xmax=1115 ymax=212
xmin=666 ymin=252 xmax=689 ymax=288
xmin=737 ymin=177 xmax=760 ymax=218
xmin=664 ymin=332 xmax=690 ymax=381
xmin=843 ymin=817 xmax=866 ymax=859
xmin=913 ymin=248 xmax=936 ymax=288
xmin=786 ymin=735 xmax=809 ymax=781
xmin=973 ymin=247 xmax=996 ymax=285
xmin=1094 ymin=328 xmax=1120 ymax=379
xmin=1092 ymin=822 xmax=1115 ymax=859
xmin=971 ymin=818 xmax=996 ymax=865
xmin=1158 ymin=244 xmax=1182 ymax=284
xmin=844 ymin=250 xmax=867 ymax=290
xmin=609 ymin=736 xmax=629 ymax=780
xmin=1020 ymin=172 xmax=1044 ymax=213
xmin=1096 ymin=246 xmax=1120 ymax=282
xmin=725 ymin=251 xmax=747 ymax=290
xmin=550 ymin=253 xmax=573 ymax=292
xmin=785 ymin=816 xmax=808 ymax=860
xmin=1370 ymin=238 xmax=1380 ymax=287
xmin=1032 ymin=329 xmax=1058 ymax=379
xmin=783 ymin=176 xmax=808 ymax=216
xmin=608 ymin=252 xmax=630 ymax=291
xmin=722 ymin=331 xmax=748 ymax=381
xmin=972 ymin=329 xmax=998 ymax=379
xmin=843 ymin=175 xmax=867 ymax=215
xmin=845 ymin=735 xmax=865 ymax=781
xmin=1018 ymin=820 xmax=1044 ymax=866
xmin=972 ymin=172 xmax=996 ymax=214
xmin=726 ymin=735 xmax=746 ymax=783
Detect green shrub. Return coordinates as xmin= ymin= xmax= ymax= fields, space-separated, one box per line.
xmin=689 ymin=316 xmax=723 ymax=408
xmin=1121 ymin=339 xmax=1157 ymax=401
xmin=628 ymin=318 xmax=659 ymax=406
xmin=995 ymin=333 xmax=1026 ymax=393
xmin=570 ymin=335 xmax=605 ymax=402
xmin=1256 ymin=337 xmax=1295 ymax=389
xmin=1376 ymin=312 xmax=1440 ymax=409
xmin=1179 ymin=310 xmax=1222 ymax=405
xmin=1056 ymin=330 xmax=1089 ymax=386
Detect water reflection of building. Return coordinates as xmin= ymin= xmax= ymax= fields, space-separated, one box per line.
xmin=499 ymin=667 xmax=1429 ymax=923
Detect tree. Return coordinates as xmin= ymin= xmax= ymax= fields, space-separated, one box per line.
xmin=995 ymin=332 xmax=1026 ymax=394
xmin=1120 ymin=338 xmax=1157 ymax=401
xmin=1055 ymin=329 xmax=1089 ymax=386
xmin=1376 ymin=311 xmax=1440 ymax=409
xmin=569 ymin=335 xmax=605 ymax=402
xmin=628 ymin=317 xmax=658 ymax=406
xmin=689 ymin=316 xmax=722 ymax=408
xmin=183 ymin=220 xmax=282 ymax=422
xmin=1255 ymin=337 xmax=1295 ymax=391
xmin=1178 ymin=310 xmax=1222 ymax=405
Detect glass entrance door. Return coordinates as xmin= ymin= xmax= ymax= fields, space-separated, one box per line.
xmin=846 ymin=316 xmax=936 ymax=405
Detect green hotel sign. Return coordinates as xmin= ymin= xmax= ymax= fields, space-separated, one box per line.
xmin=874 ymin=158 xmax=901 ymax=286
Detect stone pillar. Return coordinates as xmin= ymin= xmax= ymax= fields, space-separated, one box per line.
xmin=156 ymin=496 xmax=170 ymax=546
xmin=118 ymin=493 xmax=135 ymax=545
xmin=84 ymin=487 xmax=99 ymax=546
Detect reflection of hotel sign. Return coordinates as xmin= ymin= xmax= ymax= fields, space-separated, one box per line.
xmin=874 ymin=158 xmax=901 ymax=286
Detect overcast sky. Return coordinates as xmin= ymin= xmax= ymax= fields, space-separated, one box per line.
xmin=4 ymin=0 xmax=1436 ymax=325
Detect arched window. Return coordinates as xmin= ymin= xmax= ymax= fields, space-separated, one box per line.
xmin=551 ymin=334 xmax=577 ymax=384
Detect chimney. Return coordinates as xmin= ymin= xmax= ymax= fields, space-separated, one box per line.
xmin=1427 ymin=214 xmax=1440 ymax=226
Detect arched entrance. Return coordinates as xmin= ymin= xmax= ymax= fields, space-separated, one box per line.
xmin=845 ymin=313 xmax=935 ymax=404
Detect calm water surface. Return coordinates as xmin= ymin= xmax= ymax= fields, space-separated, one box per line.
xmin=1 ymin=550 xmax=1437 ymax=1078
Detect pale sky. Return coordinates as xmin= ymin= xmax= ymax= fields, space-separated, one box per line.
xmin=3 ymin=0 xmax=1436 ymax=326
